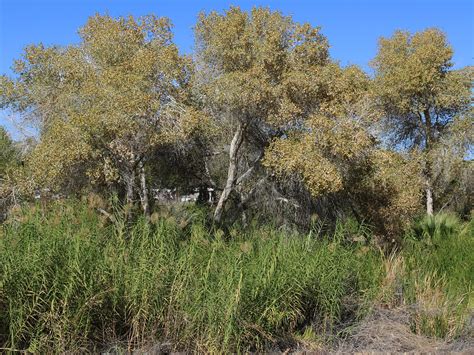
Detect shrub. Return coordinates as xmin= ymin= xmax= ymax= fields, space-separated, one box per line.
xmin=412 ymin=213 xmax=462 ymax=241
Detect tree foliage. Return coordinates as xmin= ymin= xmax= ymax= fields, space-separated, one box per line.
xmin=195 ymin=7 xmax=378 ymax=222
xmin=1 ymin=14 xmax=207 ymax=207
xmin=0 ymin=126 xmax=18 ymax=176
xmin=371 ymin=29 xmax=472 ymax=214
xmin=263 ymin=64 xmax=375 ymax=197
xmin=0 ymin=9 xmax=471 ymax=237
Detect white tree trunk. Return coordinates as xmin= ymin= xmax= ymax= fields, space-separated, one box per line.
xmin=125 ymin=169 xmax=135 ymax=206
xmin=138 ymin=160 xmax=150 ymax=218
xmin=213 ymin=122 xmax=245 ymax=223
xmin=426 ymin=186 xmax=434 ymax=216
xmin=423 ymin=110 xmax=434 ymax=216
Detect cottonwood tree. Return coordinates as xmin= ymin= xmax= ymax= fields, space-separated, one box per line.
xmin=195 ymin=7 xmax=371 ymax=223
xmin=0 ymin=14 xmax=206 ymax=215
xmin=255 ymin=47 xmax=424 ymax=239
xmin=371 ymin=29 xmax=471 ymax=215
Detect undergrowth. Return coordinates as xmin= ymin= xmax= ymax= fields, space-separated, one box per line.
xmin=0 ymin=201 xmax=471 ymax=352
xmin=0 ymin=201 xmax=382 ymax=352
xmin=402 ymin=213 xmax=473 ymax=339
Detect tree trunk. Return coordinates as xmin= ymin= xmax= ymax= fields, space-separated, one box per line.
xmin=423 ymin=109 xmax=434 ymax=216
xmin=138 ymin=160 xmax=150 ymax=218
xmin=125 ymin=169 xmax=135 ymax=205
xmin=424 ymin=159 xmax=434 ymax=216
xmin=426 ymin=184 xmax=434 ymax=216
xmin=123 ymin=168 xmax=136 ymax=221
xmin=213 ymin=122 xmax=245 ymax=223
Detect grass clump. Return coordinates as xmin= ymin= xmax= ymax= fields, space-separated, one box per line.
xmin=402 ymin=213 xmax=473 ymax=339
xmin=0 ymin=200 xmax=383 ymax=353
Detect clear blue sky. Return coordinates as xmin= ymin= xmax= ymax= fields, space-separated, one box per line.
xmin=1 ymin=0 xmax=473 ymax=138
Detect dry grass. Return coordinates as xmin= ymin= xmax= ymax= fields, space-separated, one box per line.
xmin=335 ymin=307 xmax=474 ymax=354
xmin=410 ymin=275 xmax=470 ymax=340
xmin=333 ymin=241 xmax=473 ymax=354
xmin=101 ymin=307 xmax=474 ymax=354
xmin=377 ymin=253 xmax=405 ymax=307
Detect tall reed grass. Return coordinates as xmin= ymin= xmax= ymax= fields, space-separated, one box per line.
xmin=0 ymin=202 xmax=471 ymax=352
xmin=0 ymin=201 xmax=383 ymax=352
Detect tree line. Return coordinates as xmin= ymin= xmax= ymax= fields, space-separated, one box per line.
xmin=0 ymin=7 xmax=472 ymax=240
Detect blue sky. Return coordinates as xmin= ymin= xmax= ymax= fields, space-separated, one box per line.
xmin=1 ymin=0 xmax=473 ymax=138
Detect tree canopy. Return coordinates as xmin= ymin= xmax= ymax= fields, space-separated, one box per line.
xmin=371 ymin=28 xmax=472 ymax=215
xmin=1 ymin=14 xmax=207 ymax=214
xmin=0 ymin=8 xmax=472 ymax=236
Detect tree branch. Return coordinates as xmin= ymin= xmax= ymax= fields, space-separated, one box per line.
xmin=235 ymin=151 xmax=264 ymax=187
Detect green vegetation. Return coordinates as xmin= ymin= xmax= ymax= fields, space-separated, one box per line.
xmin=403 ymin=214 xmax=473 ymax=339
xmin=0 ymin=201 xmax=471 ymax=352
xmin=1 ymin=8 xmax=472 ymax=238
xmin=0 ymin=127 xmax=19 ymax=176
xmin=0 ymin=5 xmax=472 ymax=353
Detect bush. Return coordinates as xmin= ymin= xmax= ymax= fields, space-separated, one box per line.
xmin=412 ymin=213 xmax=462 ymax=241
